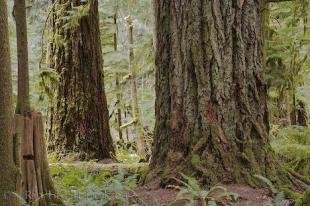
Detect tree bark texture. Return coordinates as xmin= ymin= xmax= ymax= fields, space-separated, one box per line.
xmin=13 ymin=113 xmax=63 ymax=206
xmin=48 ymin=0 xmax=115 ymax=160
xmin=14 ymin=0 xmax=31 ymax=114
xmin=0 ymin=0 xmax=19 ymax=205
xmin=148 ymin=0 xmax=277 ymax=186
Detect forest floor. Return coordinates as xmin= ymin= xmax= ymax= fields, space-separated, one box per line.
xmin=50 ymin=161 xmax=294 ymax=206
xmin=49 ymin=127 xmax=308 ymax=205
xmin=132 ymin=183 xmax=279 ymax=206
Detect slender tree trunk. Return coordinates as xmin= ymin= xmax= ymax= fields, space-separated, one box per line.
xmin=126 ymin=16 xmax=146 ymax=158
xmin=13 ymin=1 xmax=62 ymax=205
xmin=290 ymin=92 xmax=297 ymax=125
xmin=48 ymin=0 xmax=115 ymax=160
xmin=277 ymin=89 xmax=292 ymax=126
xmin=0 ymin=0 xmax=19 ymax=205
xmin=14 ymin=0 xmax=30 ymax=114
xmin=125 ymin=110 xmax=129 ymax=141
xmin=114 ymin=12 xmax=123 ymax=142
xmin=147 ymin=0 xmax=277 ymax=186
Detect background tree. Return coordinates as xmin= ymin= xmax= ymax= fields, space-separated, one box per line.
xmin=126 ymin=16 xmax=147 ymax=158
xmin=47 ymin=0 xmax=115 ymax=160
xmin=99 ymin=0 xmax=154 ymax=158
xmin=0 ymin=0 xmax=19 ymax=204
xmin=147 ymin=0 xmax=278 ymax=186
xmin=266 ymin=1 xmax=309 ymax=125
xmin=113 ymin=10 xmax=124 ymax=142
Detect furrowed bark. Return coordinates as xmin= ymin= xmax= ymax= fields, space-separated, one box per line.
xmin=0 ymin=0 xmax=19 ymax=205
xmin=147 ymin=0 xmax=278 ymax=187
xmin=48 ymin=0 xmax=115 ymax=160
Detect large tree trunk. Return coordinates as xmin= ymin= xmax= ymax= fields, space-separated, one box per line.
xmin=48 ymin=0 xmax=115 ymax=160
xmin=0 ymin=0 xmax=19 ymax=205
xmin=147 ymin=0 xmax=277 ymax=186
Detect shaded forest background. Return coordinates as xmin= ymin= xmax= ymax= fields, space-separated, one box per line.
xmin=6 ymin=0 xmax=309 ymax=135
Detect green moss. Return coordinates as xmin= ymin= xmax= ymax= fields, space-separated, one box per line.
xmin=191 ymin=154 xmax=201 ymax=167
xmin=294 ymin=189 xmax=310 ymax=206
xmin=302 ymin=189 xmax=310 ymax=205
xmin=295 ymin=198 xmax=304 ymax=206
xmin=271 ymin=126 xmax=310 ymax=180
xmin=280 ymin=187 xmax=300 ymax=199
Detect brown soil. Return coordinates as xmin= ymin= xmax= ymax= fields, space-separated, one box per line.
xmin=131 ymin=182 xmax=293 ymax=206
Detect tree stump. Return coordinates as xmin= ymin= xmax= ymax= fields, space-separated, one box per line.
xmin=13 ymin=112 xmax=63 ymax=205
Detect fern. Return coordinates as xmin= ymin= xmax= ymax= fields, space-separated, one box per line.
xmin=49 ymin=163 xmax=146 ymax=205
xmin=171 ymin=174 xmax=239 ymax=205
xmin=60 ymin=2 xmax=90 ymax=31
xmin=271 ymin=126 xmax=310 ymax=179
xmin=254 ymin=175 xmax=278 ymax=194
xmin=254 ymin=175 xmax=285 ymax=206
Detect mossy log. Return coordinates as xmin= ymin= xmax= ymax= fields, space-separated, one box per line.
xmin=50 ymin=162 xmax=148 ymax=176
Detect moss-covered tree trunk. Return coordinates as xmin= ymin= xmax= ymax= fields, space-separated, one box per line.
xmin=0 ymin=0 xmax=19 ymax=205
xmin=147 ymin=0 xmax=277 ymax=186
xmin=48 ymin=0 xmax=115 ymax=160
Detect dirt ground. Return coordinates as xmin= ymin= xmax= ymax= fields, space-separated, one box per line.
xmin=131 ymin=183 xmax=294 ymax=206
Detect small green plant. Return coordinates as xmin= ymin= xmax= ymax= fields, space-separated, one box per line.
xmin=62 ymin=2 xmax=90 ymax=30
xmin=170 ymin=174 xmax=239 ymax=206
xmin=115 ymin=146 xmax=141 ymax=164
xmin=271 ymin=126 xmax=310 ymax=179
xmin=50 ymin=163 xmax=144 ymax=205
xmin=38 ymin=69 xmax=59 ymax=105
xmin=254 ymin=175 xmax=285 ymax=206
